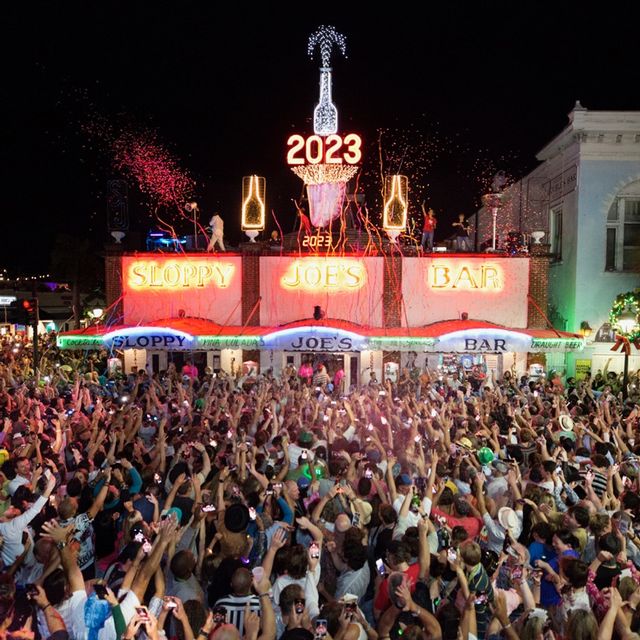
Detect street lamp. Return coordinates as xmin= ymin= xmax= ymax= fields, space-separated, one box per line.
xmin=617 ymin=308 xmax=638 ymax=335
xmin=579 ymin=321 xmax=593 ymax=337
xmin=610 ymin=294 xmax=640 ymax=400
xmin=481 ymin=192 xmax=505 ymax=252
xmin=88 ymin=308 xmax=104 ymax=326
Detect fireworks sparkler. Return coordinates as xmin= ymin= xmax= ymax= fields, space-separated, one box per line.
xmin=308 ymin=25 xmax=347 ymax=67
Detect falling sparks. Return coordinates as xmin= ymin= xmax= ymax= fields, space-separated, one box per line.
xmin=111 ymin=129 xmax=195 ymax=210
xmin=82 ymin=115 xmax=198 ymax=236
xmin=308 ymin=25 xmax=347 ymax=67
xmin=291 ymin=164 xmax=358 ymax=185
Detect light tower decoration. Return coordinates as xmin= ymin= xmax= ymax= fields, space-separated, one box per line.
xmin=286 ymin=26 xmax=361 ymax=229
xmin=241 ymin=175 xmax=266 ymax=242
xmin=481 ymin=171 xmax=508 ymax=252
xmin=383 ymin=175 xmax=409 ymax=243
xmin=107 ymin=179 xmax=129 ymax=243
xmin=308 ymin=25 xmax=345 ymax=136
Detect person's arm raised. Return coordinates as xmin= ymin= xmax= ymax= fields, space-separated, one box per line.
xmin=41 ymin=520 xmax=84 ymax=593
xmin=261 ymin=526 xmax=288 ymax=579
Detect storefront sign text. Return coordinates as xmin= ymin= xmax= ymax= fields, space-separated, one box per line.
xmin=430 ymin=263 xmax=502 ymax=291
xmin=531 ymin=338 xmax=584 ymax=351
xmin=280 ymin=259 xmax=366 ymax=292
xmin=288 ymin=336 xmax=354 ymax=351
xmin=436 ymin=330 xmax=532 ymax=353
xmin=127 ymin=260 xmax=236 ymax=289
xmin=463 ymin=338 xmax=507 ymax=352
xmin=103 ymin=328 xmax=195 ymax=351
xmin=261 ymin=327 xmax=366 ymax=352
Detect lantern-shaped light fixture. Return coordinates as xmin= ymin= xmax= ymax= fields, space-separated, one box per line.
xmin=617 ymin=307 xmax=639 ymax=335
xmin=241 ymin=175 xmax=266 ymax=242
xmin=383 ymin=175 xmax=408 ymax=243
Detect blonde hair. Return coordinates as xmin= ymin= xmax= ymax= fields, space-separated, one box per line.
xmin=589 ymin=513 xmax=610 ymax=537
xmin=460 ymin=541 xmax=481 ymax=566
xmin=619 ymin=576 xmax=638 ymax=601
xmin=566 ymin=609 xmax=598 ymax=640
xmin=521 ymin=616 xmax=544 ymax=640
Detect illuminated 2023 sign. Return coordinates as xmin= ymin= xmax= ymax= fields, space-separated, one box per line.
xmin=127 ymin=260 xmax=236 ymax=289
xmin=280 ymin=259 xmax=366 ymax=291
xmin=286 ymin=134 xmax=362 ymax=165
xmin=301 ymin=233 xmax=333 ymax=250
xmin=430 ymin=263 xmax=503 ymax=290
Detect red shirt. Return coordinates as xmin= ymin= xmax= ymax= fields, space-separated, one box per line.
xmin=374 ymin=562 xmax=420 ymax=612
xmin=423 ymin=217 xmax=436 ymax=232
xmin=181 ymin=364 xmax=198 ymax=379
xmin=431 ymin=506 xmax=483 ymax=539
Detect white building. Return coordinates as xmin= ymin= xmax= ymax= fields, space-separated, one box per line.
xmin=474 ymin=103 xmax=640 ymax=378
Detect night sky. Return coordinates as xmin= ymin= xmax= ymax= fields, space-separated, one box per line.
xmin=3 ymin=3 xmax=640 ymax=273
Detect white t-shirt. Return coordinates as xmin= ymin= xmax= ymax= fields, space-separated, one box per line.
xmin=272 ymin=560 xmax=321 ymax=618
xmin=392 ymin=495 xmax=433 ymax=528
xmin=38 ymin=590 xmax=87 ymax=640
xmin=288 ymin=443 xmax=314 ymax=470
xmin=7 ymin=475 xmax=29 ymax=496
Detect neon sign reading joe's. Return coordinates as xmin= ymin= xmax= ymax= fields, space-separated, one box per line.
xmin=280 ymin=259 xmax=366 ymax=292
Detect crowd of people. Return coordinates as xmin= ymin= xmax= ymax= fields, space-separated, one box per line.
xmin=0 ymin=333 xmax=639 ymax=640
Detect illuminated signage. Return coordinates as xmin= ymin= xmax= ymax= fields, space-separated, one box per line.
xmin=383 ymin=175 xmax=408 ymax=231
xmin=57 ymin=335 xmax=102 ymax=349
xmin=301 ymin=233 xmax=334 ymax=250
xmin=127 ymin=260 xmax=235 ymax=290
xmin=103 ymin=328 xmax=195 ymax=350
xmin=286 ymin=133 xmax=362 ymax=166
xmin=280 ymin=259 xmax=366 ymax=292
xmin=0 ymin=296 xmax=16 ymax=306
xmin=241 ymin=175 xmax=266 ymax=231
xmin=430 ymin=263 xmax=502 ymax=291
xmin=436 ymin=330 xmax=532 ymax=353
xmin=531 ymin=338 xmax=584 ymax=351
xmin=260 ymin=327 xmax=367 ymax=352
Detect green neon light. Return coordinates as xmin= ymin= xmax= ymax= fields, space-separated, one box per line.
xmin=57 ymin=336 xmax=103 ymax=349
xmin=197 ymin=335 xmax=261 ymax=349
xmin=369 ymin=337 xmax=438 ymax=349
xmin=531 ymin=338 xmax=584 ymax=350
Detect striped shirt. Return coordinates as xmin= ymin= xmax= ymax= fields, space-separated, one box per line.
xmin=214 ymin=594 xmax=261 ymax=633
xmin=578 ymin=469 xmax=608 ymax=497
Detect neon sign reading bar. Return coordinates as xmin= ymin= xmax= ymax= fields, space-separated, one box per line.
xmin=430 ymin=263 xmax=502 ymax=291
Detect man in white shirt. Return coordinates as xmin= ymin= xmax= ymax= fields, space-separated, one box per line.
xmin=0 ymin=472 xmax=56 ymax=566
xmin=288 ymin=432 xmax=315 ymax=470
xmin=8 ymin=456 xmax=33 ymax=496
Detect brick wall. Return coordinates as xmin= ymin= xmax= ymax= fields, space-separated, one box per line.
xmin=104 ymin=245 xmax=124 ymax=322
xmin=383 ymin=253 xmax=403 ymax=328
xmin=527 ymin=244 xmax=551 ymax=329
xmin=242 ymin=246 xmax=261 ymax=364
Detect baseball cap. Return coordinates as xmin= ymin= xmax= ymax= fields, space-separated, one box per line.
xmin=396 ymin=473 xmax=412 ymax=486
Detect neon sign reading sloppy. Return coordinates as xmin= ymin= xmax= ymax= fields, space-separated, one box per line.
xmin=286 ymin=133 xmax=362 ymax=166
xmin=103 ymin=327 xmax=195 ymax=350
xmin=128 ymin=260 xmax=236 ymax=289
xmin=430 ymin=263 xmax=502 ymax=291
xmin=280 ymin=259 xmax=366 ymax=292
